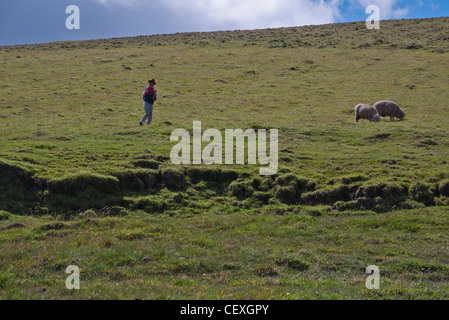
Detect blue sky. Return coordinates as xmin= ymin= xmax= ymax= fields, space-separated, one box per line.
xmin=0 ymin=0 xmax=448 ymax=46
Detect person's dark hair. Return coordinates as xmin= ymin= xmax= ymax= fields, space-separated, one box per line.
xmin=148 ymin=79 xmax=156 ymax=85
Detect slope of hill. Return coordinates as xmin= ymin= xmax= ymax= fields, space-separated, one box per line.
xmin=1 ymin=18 xmax=449 ymax=299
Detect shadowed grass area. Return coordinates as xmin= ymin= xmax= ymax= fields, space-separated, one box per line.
xmin=1 ymin=17 xmax=449 ymax=299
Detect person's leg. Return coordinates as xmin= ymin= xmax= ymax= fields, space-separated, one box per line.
xmin=146 ymin=103 xmax=154 ymax=125
xmin=140 ymin=101 xmax=149 ymax=124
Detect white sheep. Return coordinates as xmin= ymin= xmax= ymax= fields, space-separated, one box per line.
xmin=355 ymin=104 xmax=381 ymax=122
xmin=373 ymin=100 xmax=405 ymax=121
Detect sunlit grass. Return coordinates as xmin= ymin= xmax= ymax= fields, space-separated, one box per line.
xmin=1 ymin=17 xmax=449 ymax=299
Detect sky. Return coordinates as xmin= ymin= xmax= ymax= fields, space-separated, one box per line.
xmin=0 ymin=0 xmax=448 ymax=46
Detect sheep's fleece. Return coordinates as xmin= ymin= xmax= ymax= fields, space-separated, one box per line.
xmin=355 ymin=104 xmax=381 ymax=122
xmin=373 ymin=100 xmax=405 ymax=121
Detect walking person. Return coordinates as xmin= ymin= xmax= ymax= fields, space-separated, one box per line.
xmin=139 ymin=79 xmax=157 ymax=126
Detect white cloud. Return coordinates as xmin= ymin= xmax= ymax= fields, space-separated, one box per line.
xmin=430 ymin=2 xmax=440 ymax=11
xmin=92 ymin=0 xmax=343 ymax=29
xmin=91 ymin=0 xmax=409 ymax=31
xmin=352 ymin=0 xmax=409 ymax=19
xmin=161 ymin=0 xmax=343 ymax=29
xmin=95 ymin=0 xmax=140 ymax=7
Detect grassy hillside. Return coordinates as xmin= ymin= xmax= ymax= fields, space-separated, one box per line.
xmin=1 ymin=18 xmax=449 ymax=299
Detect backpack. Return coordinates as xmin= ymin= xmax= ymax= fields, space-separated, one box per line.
xmin=143 ymin=86 xmax=156 ymax=102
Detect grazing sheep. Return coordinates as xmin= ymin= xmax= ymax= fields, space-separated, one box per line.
xmin=355 ymin=104 xmax=381 ymax=122
xmin=373 ymin=100 xmax=405 ymax=121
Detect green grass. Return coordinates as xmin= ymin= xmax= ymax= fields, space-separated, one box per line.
xmin=1 ymin=207 xmax=449 ymax=299
xmin=1 ymin=17 xmax=449 ymax=299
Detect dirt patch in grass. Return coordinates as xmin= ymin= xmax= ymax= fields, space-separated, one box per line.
xmin=0 ymin=223 xmax=24 ymax=231
xmin=363 ymin=133 xmax=392 ymax=141
xmin=133 ymin=159 xmax=160 ymax=169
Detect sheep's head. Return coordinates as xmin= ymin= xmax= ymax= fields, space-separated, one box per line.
xmin=372 ymin=114 xmax=381 ymax=122
xmin=397 ymin=109 xmax=406 ymax=120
